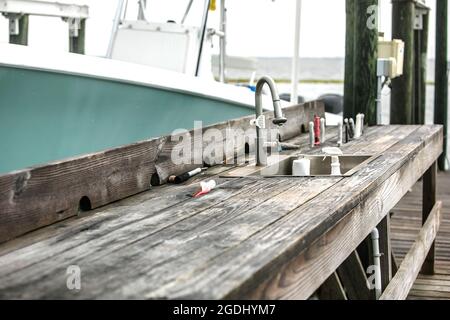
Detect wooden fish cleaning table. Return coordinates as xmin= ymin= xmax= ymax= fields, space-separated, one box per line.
xmin=0 ymin=103 xmax=444 ymax=299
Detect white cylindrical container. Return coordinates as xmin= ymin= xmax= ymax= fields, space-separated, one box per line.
xmin=330 ymin=156 xmax=342 ymax=176
xmin=320 ymin=118 xmax=326 ymax=143
xmin=354 ymin=114 xmax=362 ymax=139
xmin=337 ymin=122 xmax=343 ymax=147
xmin=309 ymin=122 xmax=314 ymax=148
xmin=292 ymin=159 xmax=311 ymax=176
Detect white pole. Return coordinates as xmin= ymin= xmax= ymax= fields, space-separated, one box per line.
xmin=106 ymin=0 xmax=126 ymax=58
xmin=290 ymin=0 xmax=302 ymax=105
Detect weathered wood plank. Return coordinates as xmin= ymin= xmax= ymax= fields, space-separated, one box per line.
xmin=239 ymin=129 xmax=442 ymax=300
xmin=164 ymin=126 xmax=441 ymax=299
xmin=378 ymin=214 xmax=393 ymax=291
xmin=0 ymin=125 xmax=442 ymax=300
xmin=0 ymin=177 xmax=340 ymax=299
xmin=0 ymin=177 xmax=257 ymax=277
xmin=130 ymin=127 xmax=442 ymax=298
xmin=380 ymin=201 xmax=442 ymax=300
xmin=422 ymin=161 xmax=437 ymax=274
xmin=0 ymin=102 xmax=324 ymax=243
xmin=0 ymin=138 xmax=163 ymax=244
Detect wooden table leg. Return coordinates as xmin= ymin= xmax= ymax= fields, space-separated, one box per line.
xmin=378 ymin=215 xmax=392 ymax=291
xmin=421 ymin=161 xmax=437 ymax=275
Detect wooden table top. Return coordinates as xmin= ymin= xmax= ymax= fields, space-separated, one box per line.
xmin=0 ymin=124 xmax=443 ymax=299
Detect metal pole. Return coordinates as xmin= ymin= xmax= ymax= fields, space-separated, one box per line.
xmin=106 ymin=0 xmax=126 ymax=58
xmin=138 ymin=0 xmax=147 ymax=21
xmin=219 ymin=0 xmax=227 ymax=83
xmin=195 ymin=0 xmax=212 ymax=77
xmin=182 ymin=0 xmax=194 ymax=25
xmin=377 ymin=75 xmax=383 ymax=125
xmin=290 ymin=0 xmax=302 ymax=105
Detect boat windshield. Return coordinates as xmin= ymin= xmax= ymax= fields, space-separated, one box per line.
xmin=123 ymin=0 xmax=208 ymax=27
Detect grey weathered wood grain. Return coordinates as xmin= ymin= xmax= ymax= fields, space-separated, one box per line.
xmin=0 ymin=124 xmax=443 ymax=300
xmin=0 ymin=101 xmax=324 ymax=243
xmin=0 ymin=137 xmax=163 ymax=244
xmin=152 ymin=126 xmax=442 ymax=299
xmin=380 ymin=201 xmax=442 ymax=300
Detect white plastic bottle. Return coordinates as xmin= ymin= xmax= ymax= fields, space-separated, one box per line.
xmin=330 ymin=156 xmax=342 ymax=176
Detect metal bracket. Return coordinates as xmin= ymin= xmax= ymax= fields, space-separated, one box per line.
xmin=67 ymin=17 xmax=81 ymax=37
xmin=5 ymin=13 xmax=22 ymax=36
xmin=414 ymin=8 xmax=427 ymax=30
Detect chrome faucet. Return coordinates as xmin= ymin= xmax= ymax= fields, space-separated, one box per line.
xmin=254 ymin=76 xmax=287 ymax=166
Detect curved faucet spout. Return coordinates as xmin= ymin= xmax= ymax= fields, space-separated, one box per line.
xmin=254 ymin=76 xmax=287 ymax=166
xmin=255 ymin=76 xmax=287 ymax=126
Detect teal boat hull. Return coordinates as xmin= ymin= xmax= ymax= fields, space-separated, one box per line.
xmin=0 ymin=66 xmax=253 ymax=174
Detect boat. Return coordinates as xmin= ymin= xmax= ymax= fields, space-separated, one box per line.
xmin=0 ymin=43 xmax=265 ymax=174
xmin=0 ymin=0 xmax=340 ymax=175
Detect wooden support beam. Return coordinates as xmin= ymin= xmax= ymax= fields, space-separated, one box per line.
xmin=9 ymin=14 xmax=28 ymax=45
xmin=391 ymin=0 xmax=415 ymax=124
xmin=434 ymin=0 xmax=448 ymax=171
xmin=317 ymin=272 xmax=347 ymax=300
xmin=344 ymin=0 xmax=378 ymax=124
xmin=378 ymin=214 xmax=392 ymax=291
xmin=69 ymin=18 xmax=85 ymax=54
xmin=392 ymin=250 xmax=398 ymax=276
xmin=380 ymin=201 xmax=442 ymax=300
xmin=421 ymin=161 xmax=437 ymax=274
xmin=337 ymin=251 xmax=374 ymax=300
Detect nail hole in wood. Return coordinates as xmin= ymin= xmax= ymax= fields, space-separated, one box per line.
xmin=78 ymin=196 xmax=92 ymax=213
xmin=151 ymin=172 xmax=161 ymax=186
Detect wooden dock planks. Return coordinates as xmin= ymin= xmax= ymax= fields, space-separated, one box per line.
xmin=391 ymin=171 xmax=450 ymax=300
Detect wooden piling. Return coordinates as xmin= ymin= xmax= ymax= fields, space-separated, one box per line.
xmin=344 ymin=0 xmax=356 ymax=120
xmin=344 ymin=0 xmax=378 ymax=125
xmin=69 ymin=19 xmax=86 ymax=55
xmin=417 ymin=11 xmax=429 ymax=125
xmin=434 ymin=0 xmax=448 ymax=171
xmin=9 ymin=14 xmax=29 ymax=46
xmin=391 ymin=0 xmax=415 ymax=124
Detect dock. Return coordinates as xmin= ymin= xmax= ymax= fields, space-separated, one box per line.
xmin=0 ymin=102 xmax=445 ymax=299
xmin=392 ymin=172 xmax=450 ymax=300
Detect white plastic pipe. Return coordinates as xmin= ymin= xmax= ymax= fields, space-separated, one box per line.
xmin=371 ymin=228 xmax=382 ymax=299
xmin=290 ymin=0 xmax=302 ymax=105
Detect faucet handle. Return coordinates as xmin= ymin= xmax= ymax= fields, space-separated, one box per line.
xmin=250 ymin=115 xmax=266 ymax=129
xmin=272 ymin=117 xmax=287 ymax=126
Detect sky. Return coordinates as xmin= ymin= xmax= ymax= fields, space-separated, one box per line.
xmin=0 ymin=0 xmax=447 ymax=58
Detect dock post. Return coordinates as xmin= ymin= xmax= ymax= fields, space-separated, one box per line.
xmin=415 ymin=9 xmax=429 ymax=125
xmin=9 ymin=14 xmax=29 ymax=46
xmin=344 ymin=0 xmax=355 ymax=120
xmin=391 ymin=0 xmax=415 ymax=124
xmin=344 ymin=0 xmax=378 ymax=124
xmin=421 ymin=162 xmax=437 ymax=275
xmin=69 ymin=18 xmax=86 ymax=54
xmin=434 ymin=0 xmax=448 ymax=171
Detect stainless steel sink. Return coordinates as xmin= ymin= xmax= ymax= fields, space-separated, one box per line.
xmin=221 ymin=154 xmax=377 ymax=178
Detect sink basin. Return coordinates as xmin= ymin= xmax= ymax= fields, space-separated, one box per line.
xmin=222 ymin=154 xmax=376 ymax=178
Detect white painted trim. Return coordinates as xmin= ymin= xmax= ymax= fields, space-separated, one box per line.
xmin=0 ymin=0 xmax=89 ymax=19
xmin=0 ymin=43 xmax=265 ymax=109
